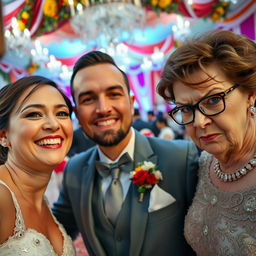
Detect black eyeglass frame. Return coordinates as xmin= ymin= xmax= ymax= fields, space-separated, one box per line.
xmin=168 ymin=83 xmax=240 ymax=125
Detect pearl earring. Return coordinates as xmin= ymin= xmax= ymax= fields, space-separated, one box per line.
xmin=249 ymin=106 xmax=256 ymax=116
xmin=0 ymin=138 xmax=7 ymax=147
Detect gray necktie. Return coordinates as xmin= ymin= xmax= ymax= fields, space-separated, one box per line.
xmin=96 ymin=152 xmax=132 ymax=225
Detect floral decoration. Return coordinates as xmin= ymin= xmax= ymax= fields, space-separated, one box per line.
xmin=16 ymin=0 xmax=85 ymax=36
xmin=130 ymin=161 xmax=163 ymax=202
xmin=17 ymin=1 xmax=33 ymax=31
xmin=14 ymin=0 xmax=231 ymax=38
xmin=144 ymin=0 xmax=181 ymax=16
xmin=144 ymin=0 xmax=230 ymax=20
xmin=209 ymin=1 xmax=230 ymax=22
xmin=26 ymin=62 xmax=39 ymax=74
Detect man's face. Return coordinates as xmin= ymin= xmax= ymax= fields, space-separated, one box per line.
xmin=73 ymin=63 xmax=134 ymax=147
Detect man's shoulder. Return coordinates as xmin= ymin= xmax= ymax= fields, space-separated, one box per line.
xmin=147 ymin=136 xmax=194 ymax=150
xmin=67 ymin=146 xmax=97 ymax=166
xmin=134 ymin=130 xmax=195 ymax=153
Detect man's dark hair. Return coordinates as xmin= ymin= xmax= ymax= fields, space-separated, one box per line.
xmin=70 ymin=51 xmax=130 ymax=103
xmin=156 ymin=116 xmax=168 ymax=126
xmin=134 ymin=108 xmax=140 ymax=116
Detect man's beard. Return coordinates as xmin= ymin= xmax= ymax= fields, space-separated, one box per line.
xmin=88 ymin=128 xmax=130 ymax=147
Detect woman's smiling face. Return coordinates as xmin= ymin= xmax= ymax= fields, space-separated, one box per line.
xmin=5 ymin=84 xmax=73 ymax=171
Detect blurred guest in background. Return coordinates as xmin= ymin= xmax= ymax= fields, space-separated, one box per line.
xmin=139 ymin=128 xmax=155 ymax=137
xmin=132 ymin=108 xmax=153 ymax=133
xmin=158 ymin=30 xmax=256 ymax=256
xmin=67 ymin=126 xmax=95 ymax=157
xmin=150 ymin=111 xmax=163 ymax=137
xmin=156 ymin=116 xmax=175 ymax=140
xmin=147 ymin=110 xmax=155 ymax=123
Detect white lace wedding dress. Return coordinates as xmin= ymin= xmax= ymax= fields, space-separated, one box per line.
xmin=0 ymin=180 xmax=76 ymax=256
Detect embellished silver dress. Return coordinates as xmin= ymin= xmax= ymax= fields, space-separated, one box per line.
xmin=0 ymin=180 xmax=76 ymax=256
xmin=184 ymin=151 xmax=256 ymax=256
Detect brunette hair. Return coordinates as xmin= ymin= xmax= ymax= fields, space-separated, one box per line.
xmin=70 ymin=50 xmax=130 ymax=103
xmin=0 ymin=76 xmax=73 ymax=164
xmin=157 ymin=30 xmax=256 ymax=102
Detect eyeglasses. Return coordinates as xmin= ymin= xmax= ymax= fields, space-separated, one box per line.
xmin=168 ymin=84 xmax=239 ymax=125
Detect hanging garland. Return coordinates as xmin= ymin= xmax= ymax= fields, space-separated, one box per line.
xmin=16 ymin=0 xmax=85 ymax=37
xmin=143 ymin=0 xmax=230 ymax=20
xmin=14 ymin=0 xmax=230 ymax=37
xmin=143 ymin=0 xmax=182 ymax=16
xmin=16 ymin=1 xmax=32 ymax=32
xmin=210 ymin=1 xmax=230 ymax=21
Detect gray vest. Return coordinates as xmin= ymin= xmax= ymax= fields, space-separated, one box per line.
xmin=92 ymin=175 xmax=132 ymax=256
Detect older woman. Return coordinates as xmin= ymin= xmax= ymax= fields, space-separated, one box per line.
xmin=157 ymin=30 xmax=256 ymax=255
xmin=0 ymin=76 xmax=75 ymax=255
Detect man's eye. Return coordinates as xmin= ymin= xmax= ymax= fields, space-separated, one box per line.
xmin=80 ymin=97 xmax=94 ymax=104
xmin=109 ymin=92 xmax=122 ymax=97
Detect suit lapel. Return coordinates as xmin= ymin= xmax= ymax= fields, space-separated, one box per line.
xmin=130 ymin=132 xmax=158 ymax=256
xmin=79 ymin=132 xmax=158 ymax=256
xmin=80 ymin=148 xmax=106 ymax=256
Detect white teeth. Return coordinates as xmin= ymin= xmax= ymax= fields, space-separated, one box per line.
xmin=37 ymin=138 xmax=61 ymax=146
xmin=97 ymin=119 xmax=115 ymax=126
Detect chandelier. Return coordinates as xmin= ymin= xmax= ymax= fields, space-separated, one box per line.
xmin=4 ymin=17 xmax=33 ymax=58
xmin=171 ymin=15 xmax=191 ymax=42
xmin=69 ymin=1 xmax=146 ymax=49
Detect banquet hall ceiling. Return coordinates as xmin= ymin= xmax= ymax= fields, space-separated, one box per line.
xmin=1 ymin=0 xmax=255 ymax=84
xmin=1 ymin=0 xmax=216 ymax=78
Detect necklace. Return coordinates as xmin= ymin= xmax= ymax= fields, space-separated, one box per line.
xmin=213 ymin=153 xmax=256 ymax=182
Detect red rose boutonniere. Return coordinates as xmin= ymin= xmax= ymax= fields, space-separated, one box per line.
xmin=130 ymin=161 xmax=163 ymax=202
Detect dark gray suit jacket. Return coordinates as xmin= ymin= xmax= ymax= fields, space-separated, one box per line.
xmin=53 ymin=131 xmax=198 ymax=256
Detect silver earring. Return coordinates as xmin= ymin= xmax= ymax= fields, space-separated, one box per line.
xmin=249 ymin=106 xmax=256 ymax=116
xmin=0 ymin=138 xmax=7 ymax=147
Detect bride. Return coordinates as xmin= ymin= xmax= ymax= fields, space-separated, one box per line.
xmin=0 ymin=76 xmax=75 ymax=255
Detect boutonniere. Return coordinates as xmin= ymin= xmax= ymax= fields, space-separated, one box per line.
xmin=130 ymin=161 xmax=163 ymax=202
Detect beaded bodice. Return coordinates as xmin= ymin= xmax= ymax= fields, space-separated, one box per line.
xmin=184 ymin=151 xmax=256 ymax=256
xmin=0 ymin=180 xmax=76 ymax=256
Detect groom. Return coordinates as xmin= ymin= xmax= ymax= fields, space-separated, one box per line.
xmin=53 ymin=51 xmax=198 ymax=256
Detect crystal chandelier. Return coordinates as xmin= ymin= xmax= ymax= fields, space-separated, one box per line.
xmin=31 ymin=40 xmax=49 ymax=65
xmin=3 ymin=18 xmax=70 ymax=81
xmin=69 ymin=1 xmax=146 ymax=49
xmin=172 ymin=15 xmax=191 ymax=42
xmin=4 ymin=17 xmax=33 ymax=58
